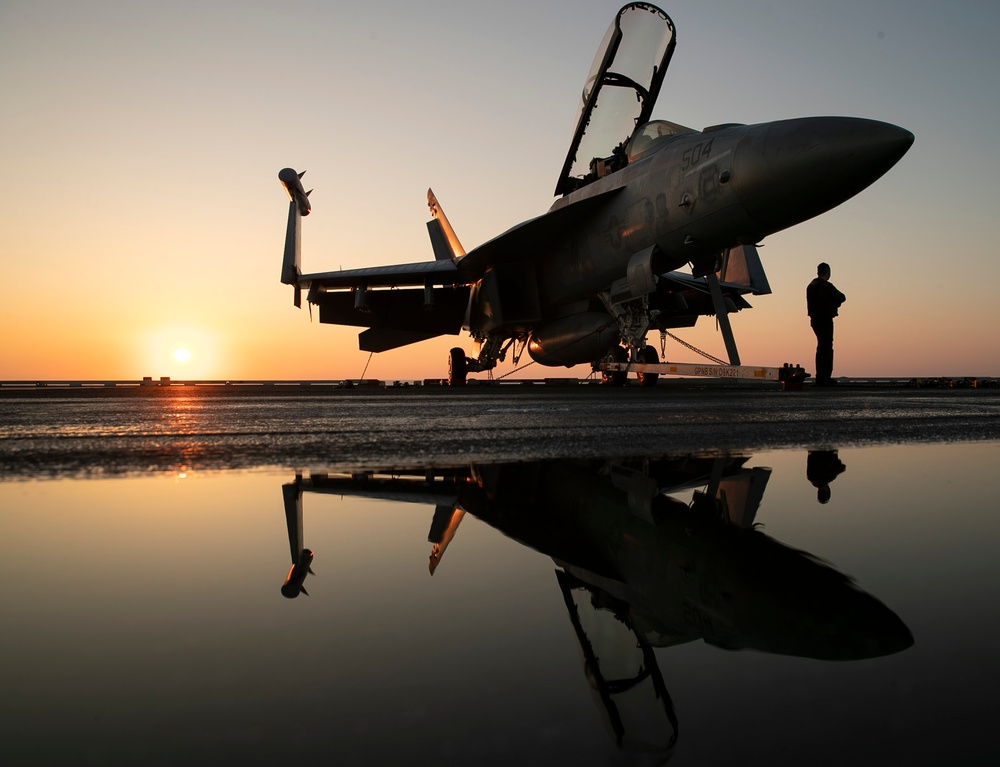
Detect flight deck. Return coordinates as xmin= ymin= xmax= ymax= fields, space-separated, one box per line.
xmin=3 ymin=381 xmax=999 ymax=479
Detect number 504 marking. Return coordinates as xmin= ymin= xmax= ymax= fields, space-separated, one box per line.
xmin=682 ymin=138 xmax=715 ymax=169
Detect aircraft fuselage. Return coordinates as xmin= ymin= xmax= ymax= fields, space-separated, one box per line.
xmin=536 ymin=116 xmax=913 ymax=309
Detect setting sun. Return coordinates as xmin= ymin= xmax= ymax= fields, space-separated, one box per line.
xmin=137 ymin=325 xmax=219 ymax=380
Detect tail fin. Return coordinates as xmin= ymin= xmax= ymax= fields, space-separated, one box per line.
xmin=426 ymin=189 xmax=466 ymax=261
xmin=718 ymin=244 xmax=772 ymax=295
xmin=278 ymin=168 xmax=311 ymax=307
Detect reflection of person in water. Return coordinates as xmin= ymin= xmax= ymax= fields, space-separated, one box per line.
xmin=807 ymin=450 xmax=847 ymax=504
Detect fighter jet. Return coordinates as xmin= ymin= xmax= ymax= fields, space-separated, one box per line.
xmin=279 ymin=3 xmax=913 ymax=385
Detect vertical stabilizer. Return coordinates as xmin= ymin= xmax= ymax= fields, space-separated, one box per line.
xmin=718 ymin=244 xmax=772 ymax=295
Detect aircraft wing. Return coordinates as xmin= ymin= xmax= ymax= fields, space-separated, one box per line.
xmin=292 ymin=471 xmax=469 ymax=507
xmin=280 ymin=149 xmax=624 ymax=352
xmin=286 ymin=471 xmax=474 ymax=576
xmin=457 ymin=186 xmax=625 ymax=275
xmin=309 ymin=184 xmax=626 ymax=284
xmin=300 ymin=258 xmax=464 ymax=290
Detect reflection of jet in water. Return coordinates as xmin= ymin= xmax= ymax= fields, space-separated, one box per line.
xmin=280 ymin=455 xmax=912 ymax=758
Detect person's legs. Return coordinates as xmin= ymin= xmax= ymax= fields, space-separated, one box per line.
xmin=811 ymin=318 xmax=834 ymax=383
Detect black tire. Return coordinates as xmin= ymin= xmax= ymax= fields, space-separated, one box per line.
xmin=601 ymin=345 xmax=629 ymax=387
xmin=448 ymin=347 xmax=468 ymax=386
xmin=636 ymin=345 xmax=659 ymax=387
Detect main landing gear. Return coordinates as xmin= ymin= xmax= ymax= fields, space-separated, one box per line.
xmin=601 ymin=344 xmax=659 ymax=387
xmin=447 ymin=334 xmax=508 ymax=385
xmin=448 ymin=342 xmax=660 ymax=387
xmin=635 ymin=345 xmax=659 ymax=387
xmin=448 ymin=347 xmax=468 ymax=386
xmin=601 ymin=346 xmax=627 ymax=386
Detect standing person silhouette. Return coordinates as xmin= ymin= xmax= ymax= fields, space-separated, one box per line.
xmin=806 ymin=262 xmax=846 ymax=386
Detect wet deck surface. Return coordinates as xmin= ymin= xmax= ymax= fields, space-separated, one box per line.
xmin=3 ymin=384 xmax=999 ymax=477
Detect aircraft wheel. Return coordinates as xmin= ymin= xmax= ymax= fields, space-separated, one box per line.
xmin=601 ymin=345 xmax=628 ymax=387
xmin=636 ymin=345 xmax=659 ymax=387
xmin=448 ymin=347 xmax=468 ymax=386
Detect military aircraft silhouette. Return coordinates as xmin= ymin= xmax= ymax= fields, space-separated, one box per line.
xmin=278 ymin=454 xmax=913 ymax=758
xmin=279 ymin=3 xmax=913 ymax=385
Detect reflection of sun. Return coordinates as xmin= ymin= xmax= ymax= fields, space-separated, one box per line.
xmin=173 ymin=347 xmax=191 ymax=363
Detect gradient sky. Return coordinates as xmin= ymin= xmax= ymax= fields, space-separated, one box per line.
xmin=2 ymin=0 xmax=998 ymax=381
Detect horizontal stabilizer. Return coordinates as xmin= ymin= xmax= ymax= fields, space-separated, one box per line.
xmin=315 ymin=285 xmax=470 ymax=336
xmin=359 ymin=328 xmax=455 ymax=353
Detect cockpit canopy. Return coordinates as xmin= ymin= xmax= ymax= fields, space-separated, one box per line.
xmin=625 ymin=119 xmax=697 ymax=162
xmin=555 ymin=3 xmax=677 ymax=196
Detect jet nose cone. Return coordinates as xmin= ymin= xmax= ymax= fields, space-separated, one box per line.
xmin=734 ymin=117 xmax=914 ymax=233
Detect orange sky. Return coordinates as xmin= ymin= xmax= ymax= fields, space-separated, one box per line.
xmin=2 ymin=1 xmax=998 ymax=381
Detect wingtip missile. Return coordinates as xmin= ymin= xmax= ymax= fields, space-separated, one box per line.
xmin=278 ymin=167 xmax=311 ymax=216
xmin=280 ymin=548 xmax=315 ymax=598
